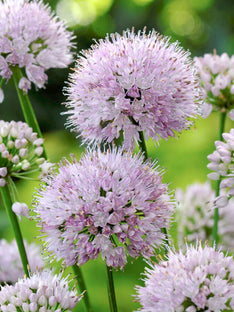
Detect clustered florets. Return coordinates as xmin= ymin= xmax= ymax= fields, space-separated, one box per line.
xmin=194 ymin=52 xmax=234 ymax=119
xmin=65 ymin=28 xmax=202 ymax=150
xmin=0 ymin=0 xmax=73 ymax=95
xmin=135 ymin=244 xmax=234 ymax=311
xmin=35 ymin=149 xmax=174 ymax=268
xmin=0 ymin=270 xmax=81 ymax=311
xmin=0 ymin=120 xmax=51 ymax=186
xmin=207 ymin=128 xmax=234 ymax=205
xmin=176 ymin=182 xmax=234 ymax=251
xmin=0 ymin=239 xmax=44 ymax=284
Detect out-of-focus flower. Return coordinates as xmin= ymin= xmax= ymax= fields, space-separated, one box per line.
xmin=12 ymin=202 xmax=29 ymax=219
xmin=0 ymin=0 xmax=74 ymax=90
xmin=194 ymin=52 xmax=234 ymax=118
xmin=35 ymin=149 xmax=174 ymax=268
xmin=0 ymin=239 xmax=44 ymax=284
xmin=0 ymin=120 xmax=47 ymax=186
xmin=135 ymin=244 xmax=234 ymax=311
xmin=65 ymin=28 xmax=202 ymax=150
xmin=175 ymin=182 xmax=214 ymax=243
xmin=176 ymin=182 xmax=234 ymax=251
xmin=0 ymin=270 xmax=81 ymax=310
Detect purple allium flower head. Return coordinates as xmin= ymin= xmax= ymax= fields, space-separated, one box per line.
xmin=64 ymin=28 xmax=202 ymax=150
xmin=194 ymin=52 xmax=234 ymax=119
xmin=0 ymin=239 xmax=44 ymax=284
xmin=0 ymin=120 xmax=48 ymax=186
xmin=0 ymin=270 xmax=81 ymax=310
xmin=34 ymin=148 xmax=174 ymax=268
xmin=135 ymin=244 xmax=234 ymax=311
xmin=207 ymin=128 xmax=234 ymax=201
xmin=0 ymin=0 xmax=73 ymax=90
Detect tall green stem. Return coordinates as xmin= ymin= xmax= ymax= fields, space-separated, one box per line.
xmin=0 ymin=179 xmax=29 ymax=277
xmin=212 ymin=111 xmax=227 ymax=244
xmin=72 ymin=264 xmax=93 ymax=312
xmin=106 ymin=265 xmax=118 ymax=312
xmin=138 ymin=131 xmax=148 ymax=161
xmin=11 ymin=66 xmax=46 ymax=158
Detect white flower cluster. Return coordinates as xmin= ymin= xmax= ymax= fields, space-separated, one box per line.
xmin=0 ymin=120 xmax=52 ymax=186
xmin=194 ymin=52 xmax=234 ymax=118
xmin=0 ymin=270 xmax=81 ymax=311
xmin=0 ymin=239 xmax=44 ymax=284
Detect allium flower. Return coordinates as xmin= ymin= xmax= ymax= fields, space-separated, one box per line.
xmin=35 ymin=149 xmax=174 ymax=268
xmin=0 ymin=0 xmax=73 ymax=91
xmin=135 ymin=244 xmax=234 ymax=311
xmin=207 ymin=128 xmax=234 ymax=202
xmin=12 ymin=202 xmax=29 ymax=219
xmin=0 ymin=239 xmax=44 ymax=284
xmin=0 ymin=270 xmax=81 ymax=311
xmin=175 ymin=182 xmax=234 ymax=251
xmin=0 ymin=120 xmax=47 ymax=186
xmin=65 ymin=28 xmax=202 ymax=150
xmin=194 ymin=52 xmax=234 ymax=119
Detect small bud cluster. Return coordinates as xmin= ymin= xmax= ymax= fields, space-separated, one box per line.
xmin=0 ymin=239 xmax=44 ymax=284
xmin=0 ymin=270 xmax=81 ymax=311
xmin=0 ymin=120 xmax=47 ymax=186
xmin=194 ymin=52 xmax=234 ymax=118
xmin=207 ymin=128 xmax=234 ymax=205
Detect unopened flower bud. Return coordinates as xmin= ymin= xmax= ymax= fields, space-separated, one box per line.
xmin=12 ymin=202 xmax=29 ymax=219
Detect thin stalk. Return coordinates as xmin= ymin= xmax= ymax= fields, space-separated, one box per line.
xmin=72 ymin=264 xmax=93 ymax=312
xmin=138 ymin=131 xmax=148 ymax=161
xmin=212 ymin=111 xmax=227 ymax=244
xmin=11 ymin=66 xmax=46 ymax=159
xmin=0 ymin=179 xmax=29 ymax=277
xmin=106 ymin=265 xmax=118 ymax=312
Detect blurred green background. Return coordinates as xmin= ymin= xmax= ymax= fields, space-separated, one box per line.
xmin=0 ymin=0 xmax=234 ymax=311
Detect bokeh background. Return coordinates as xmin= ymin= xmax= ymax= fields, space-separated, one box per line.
xmin=0 ymin=0 xmax=234 ymax=311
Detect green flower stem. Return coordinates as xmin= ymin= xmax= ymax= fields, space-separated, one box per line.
xmin=106 ymin=265 xmax=118 ymax=312
xmin=0 ymin=179 xmax=29 ymax=277
xmin=0 ymin=77 xmax=6 ymax=88
xmin=11 ymin=66 xmax=47 ymax=159
xmin=212 ymin=111 xmax=227 ymax=244
xmin=138 ymin=131 xmax=148 ymax=161
xmin=72 ymin=264 xmax=93 ymax=312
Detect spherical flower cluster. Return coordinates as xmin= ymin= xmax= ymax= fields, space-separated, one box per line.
xmin=65 ymin=28 xmax=202 ymax=150
xmin=207 ymin=128 xmax=234 ymax=203
xmin=0 ymin=120 xmax=49 ymax=186
xmin=35 ymin=149 xmax=174 ymax=268
xmin=176 ymin=182 xmax=234 ymax=251
xmin=194 ymin=52 xmax=234 ymax=119
xmin=0 ymin=270 xmax=81 ymax=311
xmin=0 ymin=0 xmax=73 ymax=98
xmin=135 ymin=244 xmax=234 ymax=311
xmin=0 ymin=239 xmax=44 ymax=284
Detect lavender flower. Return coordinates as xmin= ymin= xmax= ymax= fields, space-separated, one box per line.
xmin=0 ymin=239 xmax=44 ymax=284
xmin=0 ymin=120 xmax=49 ymax=186
xmin=35 ymin=149 xmax=174 ymax=268
xmin=176 ymin=182 xmax=234 ymax=251
xmin=207 ymin=128 xmax=234 ymax=202
xmin=135 ymin=244 xmax=234 ymax=311
xmin=0 ymin=0 xmax=73 ymax=91
xmin=65 ymin=28 xmax=202 ymax=150
xmin=0 ymin=270 xmax=81 ymax=311
xmin=194 ymin=52 xmax=234 ymax=119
